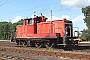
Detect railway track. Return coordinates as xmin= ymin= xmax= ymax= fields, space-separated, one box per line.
xmin=1 ymin=41 xmax=90 ymax=54
xmin=0 ymin=40 xmax=90 ymax=60
xmin=0 ymin=46 xmax=90 ymax=60
xmin=0 ymin=53 xmax=37 ymax=60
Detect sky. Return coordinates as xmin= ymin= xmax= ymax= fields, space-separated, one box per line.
xmin=0 ymin=0 xmax=90 ymax=31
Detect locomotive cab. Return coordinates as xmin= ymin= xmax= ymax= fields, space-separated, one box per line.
xmin=63 ymin=20 xmax=73 ymax=45
xmin=24 ymin=14 xmax=47 ymax=25
xmin=56 ymin=18 xmax=73 ymax=46
xmin=24 ymin=18 xmax=33 ymax=25
xmin=23 ymin=14 xmax=47 ymax=34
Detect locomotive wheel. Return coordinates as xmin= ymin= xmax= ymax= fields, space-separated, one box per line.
xmin=22 ymin=41 xmax=27 ymax=47
xmin=16 ymin=40 xmax=19 ymax=45
xmin=16 ymin=42 xmax=19 ymax=46
xmin=51 ymin=43 xmax=55 ymax=48
xmin=46 ymin=43 xmax=50 ymax=48
xmin=35 ymin=43 xmax=42 ymax=48
xmin=45 ymin=43 xmax=55 ymax=48
xmin=20 ymin=41 xmax=23 ymax=46
xmin=16 ymin=40 xmax=19 ymax=46
xmin=18 ymin=41 xmax=22 ymax=46
xmin=22 ymin=42 xmax=25 ymax=46
xmin=27 ymin=41 xmax=30 ymax=47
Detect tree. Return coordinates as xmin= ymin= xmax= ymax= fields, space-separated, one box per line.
xmin=0 ymin=22 xmax=12 ymax=40
xmin=81 ymin=29 xmax=89 ymax=41
xmin=82 ymin=6 xmax=90 ymax=40
xmin=0 ymin=19 xmax=24 ymax=40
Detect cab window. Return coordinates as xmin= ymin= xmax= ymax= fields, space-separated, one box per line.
xmin=28 ymin=19 xmax=32 ymax=24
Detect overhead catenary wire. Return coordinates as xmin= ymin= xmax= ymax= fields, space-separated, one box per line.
xmin=0 ymin=0 xmax=15 ymax=7
xmin=0 ymin=5 xmax=77 ymax=21
xmin=0 ymin=1 xmax=61 ymax=17
xmin=0 ymin=0 xmax=8 ymax=6
xmin=36 ymin=5 xmax=61 ymax=14
xmin=0 ymin=1 xmax=75 ymax=21
xmin=0 ymin=7 xmax=76 ymax=21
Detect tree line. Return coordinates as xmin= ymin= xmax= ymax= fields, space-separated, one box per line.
xmin=0 ymin=19 xmax=23 ymax=40
xmin=81 ymin=6 xmax=90 ymax=41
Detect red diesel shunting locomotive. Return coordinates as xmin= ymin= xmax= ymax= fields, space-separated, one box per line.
xmin=11 ymin=14 xmax=75 ymax=48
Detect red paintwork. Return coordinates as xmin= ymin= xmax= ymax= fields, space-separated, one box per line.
xmin=37 ymin=21 xmax=52 ymax=33
xmin=16 ymin=25 xmax=23 ymax=37
xmin=52 ymin=20 xmax=64 ymax=37
xmin=16 ymin=15 xmax=72 ymax=38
